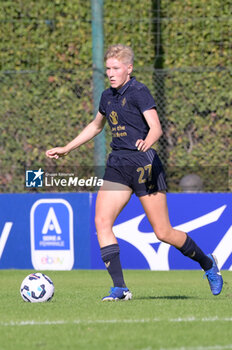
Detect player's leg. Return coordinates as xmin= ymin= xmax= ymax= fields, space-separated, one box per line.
xmin=95 ymin=181 xmax=132 ymax=247
xmin=95 ymin=181 xmax=133 ymax=300
xmin=139 ymin=191 xmax=223 ymax=295
xmin=139 ymin=191 xmax=188 ymax=248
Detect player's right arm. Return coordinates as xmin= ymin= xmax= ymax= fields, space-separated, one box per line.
xmin=46 ymin=112 xmax=106 ymax=159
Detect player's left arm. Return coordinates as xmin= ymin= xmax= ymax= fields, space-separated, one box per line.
xmin=135 ymin=108 xmax=163 ymax=152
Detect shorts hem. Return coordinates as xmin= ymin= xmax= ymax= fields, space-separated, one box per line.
xmin=103 ymin=177 xmax=130 ymax=188
xmin=136 ymin=188 xmax=167 ymax=197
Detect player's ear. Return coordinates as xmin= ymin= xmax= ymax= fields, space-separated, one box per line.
xmin=128 ymin=64 xmax=133 ymax=74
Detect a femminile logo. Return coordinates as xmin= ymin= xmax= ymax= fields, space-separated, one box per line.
xmin=30 ymin=198 xmax=74 ymax=270
xmin=26 ymin=169 xmax=44 ymax=187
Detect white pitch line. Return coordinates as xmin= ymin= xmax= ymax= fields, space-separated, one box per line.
xmin=141 ymin=345 xmax=232 ymax=350
xmin=1 ymin=317 xmax=232 ymax=327
xmin=0 ymin=320 xmax=68 ymax=327
xmin=170 ymin=317 xmax=232 ymax=322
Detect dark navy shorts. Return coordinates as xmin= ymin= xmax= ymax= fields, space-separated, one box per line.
xmin=103 ymin=149 xmax=167 ymax=197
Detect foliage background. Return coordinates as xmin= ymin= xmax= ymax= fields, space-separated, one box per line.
xmin=0 ymin=0 xmax=231 ymax=192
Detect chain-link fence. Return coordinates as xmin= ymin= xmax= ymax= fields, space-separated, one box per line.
xmin=152 ymin=67 xmax=231 ymax=192
xmin=0 ymin=66 xmax=230 ymax=192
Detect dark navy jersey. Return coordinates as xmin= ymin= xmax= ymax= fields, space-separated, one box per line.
xmin=99 ymin=77 xmax=156 ymax=151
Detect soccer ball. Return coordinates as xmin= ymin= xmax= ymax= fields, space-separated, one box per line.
xmin=20 ymin=273 xmax=54 ymax=303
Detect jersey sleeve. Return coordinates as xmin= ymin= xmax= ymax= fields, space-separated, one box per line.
xmin=98 ymin=92 xmax=106 ymax=116
xmin=135 ymin=86 xmax=156 ymax=113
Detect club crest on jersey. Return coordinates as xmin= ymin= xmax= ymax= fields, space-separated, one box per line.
xmin=109 ymin=111 xmax=118 ymax=125
xmin=121 ymin=97 xmax=126 ymax=107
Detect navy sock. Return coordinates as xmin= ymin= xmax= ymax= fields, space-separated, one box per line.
xmin=100 ymin=244 xmax=126 ymax=288
xmin=178 ymin=235 xmax=213 ymax=271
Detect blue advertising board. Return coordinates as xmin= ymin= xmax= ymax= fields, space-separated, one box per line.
xmin=0 ymin=193 xmax=91 ymax=270
xmin=0 ymin=193 xmax=231 ymax=270
xmin=91 ymin=193 xmax=232 ymax=270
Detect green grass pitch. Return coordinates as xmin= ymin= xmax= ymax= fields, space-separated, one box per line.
xmin=0 ymin=270 xmax=232 ymax=350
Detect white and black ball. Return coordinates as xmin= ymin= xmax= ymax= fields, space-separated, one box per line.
xmin=20 ymin=273 xmax=54 ymax=303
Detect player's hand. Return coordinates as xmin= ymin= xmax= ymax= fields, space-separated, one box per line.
xmin=135 ymin=139 xmax=149 ymax=152
xmin=45 ymin=147 xmax=68 ymax=159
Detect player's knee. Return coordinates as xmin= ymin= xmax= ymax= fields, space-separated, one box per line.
xmin=154 ymin=227 xmax=172 ymax=243
xmin=95 ymin=214 xmax=112 ymax=233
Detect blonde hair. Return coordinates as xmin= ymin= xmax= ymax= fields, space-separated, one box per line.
xmin=105 ymin=44 xmax=134 ymax=65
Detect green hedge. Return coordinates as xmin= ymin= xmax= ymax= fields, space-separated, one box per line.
xmin=0 ymin=0 xmax=231 ymax=192
xmin=160 ymin=0 xmax=231 ymax=190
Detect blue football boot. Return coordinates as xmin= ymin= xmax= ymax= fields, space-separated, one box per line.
xmin=102 ymin=287 xmax=132 ymax=301
xmin=204 ymin=254 xmax=223 ymax=295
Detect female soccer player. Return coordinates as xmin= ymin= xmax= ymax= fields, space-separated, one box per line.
xmin=46 ymin=44 xmax=223 ymax=300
